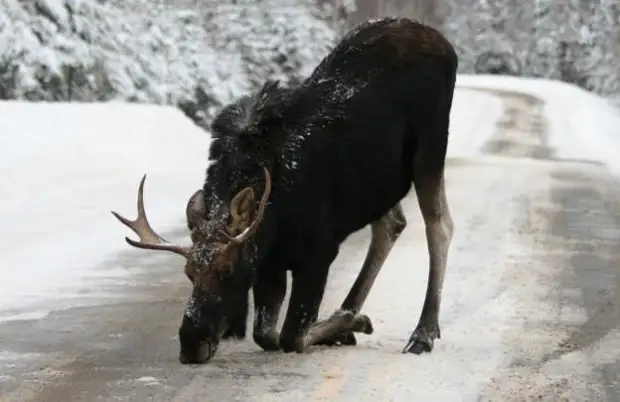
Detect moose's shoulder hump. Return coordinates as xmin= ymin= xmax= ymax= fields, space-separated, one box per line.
xmin=210 ymin=80 xmax=290 ymax=140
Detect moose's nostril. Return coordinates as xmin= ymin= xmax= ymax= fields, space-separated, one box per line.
xmin=178 ymin=340 xmax=218 ymax=365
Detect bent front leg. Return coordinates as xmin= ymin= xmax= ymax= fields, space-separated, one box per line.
xmin=278 ymin=245 xmax=337 ymax=353
xmin=279 ymin=245 xmax=374 ymax=353
xmin=252 ymin=268 xmax=287 ymax=351
xmin=317 ymin=203 xmax=407 ymax=346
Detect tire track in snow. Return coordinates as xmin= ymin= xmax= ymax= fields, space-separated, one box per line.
xmin=480 ymin=89 xmax=552 ymax=160
xmin=466 ymin=89 xmax=620 ymax=401
xmin=478 ymin=163 xmax=620 ymax=402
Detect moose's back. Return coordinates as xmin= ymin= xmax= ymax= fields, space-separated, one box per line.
xmin=274 ymin=18 xmax=457 ymax=242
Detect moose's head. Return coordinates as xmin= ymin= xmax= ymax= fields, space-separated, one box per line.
xmin=111 ymin=166 xmax=272 ymax=364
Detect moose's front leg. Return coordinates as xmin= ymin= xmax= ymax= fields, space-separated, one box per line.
xmin=305 ymin=309 xmax=373 ymax=348
xmin=222 ymin=286 xmax=249 ymax=340
xmin=252 ymin=268 xmax=287 ymax=352
xmin=279 ymin=246 xmax=373 ymax=353
xmin=278 ymin=246 xmax=335 ymax=353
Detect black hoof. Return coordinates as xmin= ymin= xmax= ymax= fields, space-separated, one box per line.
xmin=222 ymin=316 xmax=247 ymax=340
xmin=352 ymin=314 xmax=374 ymax=335
xmin=402 ymin=324 xmax=440 ymax=355
xmin=279 ymin=333 xmax=303 ymax=353
xmin=253 ymin=331 xmax=280 ymax=352
xmin=222 ymin=326 xmax=246 ymax=340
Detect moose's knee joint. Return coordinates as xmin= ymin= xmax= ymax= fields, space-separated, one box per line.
xmin=392 ymin=217 xmax=407 ymax=236
xmin=279 ymin=332 xmax=306 ymax=354
xmin=386 ymin=213 xmax=407 ymax=241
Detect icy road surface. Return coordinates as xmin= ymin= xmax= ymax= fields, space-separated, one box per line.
xmin=1 ymin=85 xmax=620 ymax=401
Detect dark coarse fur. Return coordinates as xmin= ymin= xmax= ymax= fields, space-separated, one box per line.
xmin=206 ymin=81 xmax=293 ymax=204
xmin=178 ymin=17 xmax=458 ymax=363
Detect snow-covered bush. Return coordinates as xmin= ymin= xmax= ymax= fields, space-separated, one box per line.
xmin=474 ymin=51 xmax=521 ymax=76
xmin=440 ymin=0 xmax=620 ymax=103
xmin=0 ymin=0 xmax=342 ymax=129
xmin=205 ymin=1 xmax=340 ymax=89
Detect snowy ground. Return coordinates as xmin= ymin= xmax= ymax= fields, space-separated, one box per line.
xmin=0 ymin=75 xmax=619 ymax=401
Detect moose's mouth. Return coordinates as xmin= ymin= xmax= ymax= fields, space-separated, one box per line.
xmin=179 ymin=340 xmax=219 ymax=365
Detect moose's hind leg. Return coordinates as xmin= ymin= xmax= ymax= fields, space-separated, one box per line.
xmin=316 ymin=203 xmax=407 ymax=346
xmin=403 ymin=173 xmax=453 ymax=355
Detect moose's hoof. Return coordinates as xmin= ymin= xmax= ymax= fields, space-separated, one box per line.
xmin=402 ymin=323 xmax=440 ymax=355
xmin=253 ymin=331 xmax=280 ymax=352
xmin=222 ymin=322 xmax=247 ymax=340
xmin=352 ymin=314 xmax=374 ymax=335
xmin=279 ymin=332 xmax=306 ymax=354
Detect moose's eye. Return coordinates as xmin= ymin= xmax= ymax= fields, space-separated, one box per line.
xmin=217 ymin=263 xmax=234 ymax=281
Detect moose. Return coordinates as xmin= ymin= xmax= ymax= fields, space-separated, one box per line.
xmin=112 ymin=17 xmax=457 ymax=364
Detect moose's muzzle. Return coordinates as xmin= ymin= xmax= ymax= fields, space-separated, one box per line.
xmin=179 ymin=339 xmax=218 ymax=364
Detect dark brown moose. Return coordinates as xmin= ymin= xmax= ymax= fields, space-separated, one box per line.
xmin=113 ymin=17 xmax=457 ymax=364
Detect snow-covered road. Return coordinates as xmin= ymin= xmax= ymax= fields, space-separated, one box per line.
xmin=1 ymin=77 xmax=619 ymax=401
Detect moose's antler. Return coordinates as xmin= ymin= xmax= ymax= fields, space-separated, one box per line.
xmin=112 ymin=175 xmax=190 ymax=257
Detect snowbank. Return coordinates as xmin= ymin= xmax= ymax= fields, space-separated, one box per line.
xmin=0 ymin=0 xmax=339 ymax=128
xmin=442 ymin=0 xmax=620 ymax=102
xmin=457 ymin=74 xmax=620 ymax=175
xmin=0 ymin=101 xmax=210 ymax=317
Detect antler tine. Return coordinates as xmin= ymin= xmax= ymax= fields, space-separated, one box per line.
xmin=227 ymin=167 xmax=272 ymax=245
xmin=111 ymin=174 xmax=190 ymax=257
xmin=218 ymin=229 xmax=241 ymax=244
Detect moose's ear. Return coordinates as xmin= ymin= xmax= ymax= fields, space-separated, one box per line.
xmin=186 ymin=189 xmax=205 ymax=230
xmin=229 ymin=187 xmax=255 ymax=221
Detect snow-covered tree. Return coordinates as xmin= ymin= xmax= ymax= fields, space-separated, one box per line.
xmin=0 ymin=0 xmax=344 ymax=129
xmin=440 ymin=0 xmax=620 ymax=105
